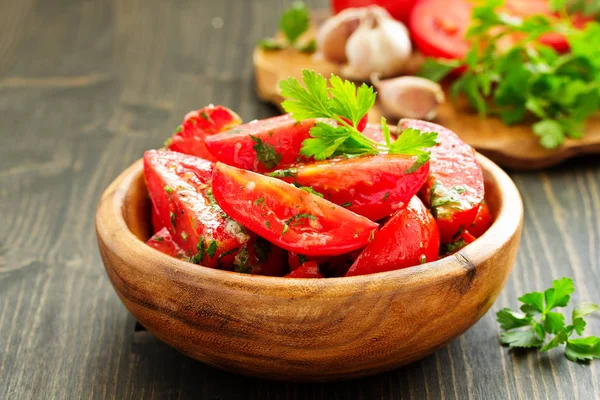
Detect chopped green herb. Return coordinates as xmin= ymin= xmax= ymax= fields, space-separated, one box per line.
xmin=164 ymin=137 xmax=173 ymax=147
xmin=170 ymin=211 xmax=176 ymax=230
xmin=419 ymin=255 xmax=427 ymax=265
xmin=217 ymin=247 xmax=239 ymax=268
xmin=250 ymin=135 xmax=282 ymax=169
xmin=207 ymin=240 xmax=218 ymax=259
xmin=382 ymin=192 xmax=390 ymax=202
xmin=286 ymin=213 xmax=317 ymax=227
xmin=297 ymin=254 xmax=308 ymax=264
xmin=200 ymin=111 xmax=212 ymax=122
xmin=282 ymin=224 xmax=289 ymax=235
xmin=296 ymin=185 xmax=324 ymax=198
xmin=340 ymin=202 xmax=352 ymax=208
xmin=265 ymin=221 xmax=271 ymax=229
xmin=268 ymin=168 xmax=298 ymax=178
xmin=180 ymin=231 xmax=189 ymax=241
xmin=233 ymin=247 xmax=252 ymax=274
xmin=164 ymin=185 xmax=174 ymax=194
xmin=152 ymin=236 xmax=164 ymax=242
xmin=254 ymin=197 xmax=266 ymax=208
xmin=369 ymin=230 xmax=376 ymax=242
xmin=189 ymin=236 xmax=207 ymax=264
xmin=440 ymin=239 xmax=467 ymax=255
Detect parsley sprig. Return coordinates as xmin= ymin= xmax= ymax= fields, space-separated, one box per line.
xmin=280 ymin=69 xmax=438 ymax=168
xmin=420 ymin=0 xmax=600 ymax=149
xmin=258 ymin=2 xmax=316 ymax=53
xmin=497 ymin=277 xmax=600 ymax=362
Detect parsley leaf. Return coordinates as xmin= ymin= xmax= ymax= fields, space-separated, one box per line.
xmin=497 ymin=277 xmax=600 ymax=363
xmin=250 ymin=135 xmax=282 ymax=169
xmin=279 ymin=1 xmax=310 ymax=45
xmin=281 ymin=70 xmax=437 ymax=165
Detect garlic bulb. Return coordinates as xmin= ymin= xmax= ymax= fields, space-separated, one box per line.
xmin=316 ymin=8 xmax=364 ymax=64
xmin=341 ymin=7 xmax=412 ymax=80
xmin=371 ymin=74 xmax=445 ymax=121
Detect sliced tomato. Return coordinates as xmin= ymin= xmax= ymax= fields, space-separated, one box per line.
xmin=284 ymin=261 xmax=324 ymax=278
xmin=167 ymin=105 xmax=242 ymax=161
xmin=211 ymin=162 xmax=379 ymax=256
xmin=439 ymin=230 xmax=476 ymax=257
xmin=151 ymin=205 xmax=165 ymax=232
xmin=346 ymin=196 xmax=440 ymax=276
xmin=410 ymin=0 xmax=472 ymax=60
xmin=399 ymin=119 xmax=484 ymax=243
xmin=332 ymin=0 xmax=419 ymax=24
xmin=287 ymin=251 xmax=358 ymax=277
xmin=146 ymin=227 xmax=188 ymax=259
xmin=505 ymin=0 xmax=593 ymax=52
xmin=144 ymin=150 xmax=251 ymax=269
xmin=469 ymin=202 xmax=492 ymax=238
xmin=232 ymin=235 xmax=288 ymax=276
xmin=269 ymin=154 xmax=429 ymax=221
xmin=205 ymin=114 xmax=316 ymax=172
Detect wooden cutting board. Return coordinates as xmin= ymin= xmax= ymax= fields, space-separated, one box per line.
xmin=253 ymin=14 xmax=600 ymax=170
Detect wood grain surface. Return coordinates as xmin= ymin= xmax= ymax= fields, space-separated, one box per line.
xmin=0 ymin=0 xmax=599 ymax=398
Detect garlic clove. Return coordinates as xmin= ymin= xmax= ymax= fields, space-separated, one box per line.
xmin=341 ymin=6 xmax=412 ymax=80
xmin=372 ymin=75 xmax=445 ymax=121
xmin=316 ymin=8 xmax=364 ymax=64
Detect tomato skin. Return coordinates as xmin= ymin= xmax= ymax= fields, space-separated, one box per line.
xmin=143 ymin=150 xmax=251 ymax=268
xmin=346 ymin=196 xmax=440 ymax=276
xmin=332 ymin=0 xmax=419 ymax=24
xmin=205 ymin=114 xmax=316 ymax=172
xmin=146 ymin=227 xmax=188 ymax=259
xmin=151 ymin=205 xmax=166 ymax=232
xmin=284 ymin=261 xmax=324 ymax=278
xmin=271 ymin=154 xmax=429 ymax=221
xmin=287 ymin=251 xmax=358 ymax=276
xmin=211 ymin=162 xmax=379 ymax=256
xmin=399 ymin=119 xmax=484 ymax=243
xmin=167 ymin=105 xmax=242 ymax=160
xmin=410 ymin=0 xmax=471 ymax=59
xmin=469 ymin=202 xmax=492 ymax=238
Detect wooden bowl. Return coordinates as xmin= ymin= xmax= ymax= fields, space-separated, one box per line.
xmin=96 ymin=154 xmax=523 ymax=381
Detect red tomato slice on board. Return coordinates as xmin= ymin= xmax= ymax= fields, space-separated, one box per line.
xmin=332 ymin=0 xmax=419 ymax=24
xmin=410 ymin=0 xmax=472 ymax=59
xmin=399 ymin=119 xmax=485 ymax=243
xmin=269 ymin=154 xmax=429 ymax=221
xmin=144 ymin=150 xmax=252 ymax=269
xmin=346 ymin=196 xmax=440 ymax=276
xmin=204 ymin=114 xmax=317 ymax=172
xmin=146 ymin=227 xmax=189 ymax=259
xmin=232 ymin=235 xmax=288 ymax=276
xmin=284 ymin=261 xmax=324 ymax=278
xmin=167 ymin=105 xmax=242 ymax=161
xmin=469 ymin=202 xmax=492 ymax=238
xmin=505 ymin=0 xmax=593 ymax=52
xmin=439 ymin=230 xmax=476 ymax=257
xmin=211 ymin=162 xmax=379 ymax=256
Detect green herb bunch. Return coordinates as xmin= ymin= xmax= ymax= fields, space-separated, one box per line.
xmin=497 ymin=277 xmax=600 ymax=362
xmin=280 ymin=69 xmax=438 ymax=170
xmin=258 ymin=1 xmax=316 ymax=53
xmin=420 ymin=0 xmax=600 ymax=149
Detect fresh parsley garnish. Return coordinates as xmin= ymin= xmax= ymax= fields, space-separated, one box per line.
xmin=258 ymin=2 xmax=315 ymax=53
xmin=497 ymin=277 xmax=600 ymax=362
xmin=280 ymin=70 xmax=438 ymax=167
xmin=250 ymin=135 xmax=282 ymax=169
xmin=420 ymin=0 xmax=600 ymax=149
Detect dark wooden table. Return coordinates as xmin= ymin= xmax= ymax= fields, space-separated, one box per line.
xmin=1 ymin=0 xmax=599 ymax=398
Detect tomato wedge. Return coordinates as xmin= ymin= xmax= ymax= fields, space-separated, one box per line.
xmin=146 ymin=227 xmax=188 ymax=259
xmin=144 ymin=150 xmax=252 ymax=268
xmin=399 ymin=119 xmax=484 ymax=243
xmin=167 ymin=105 xmax=242 ymax=161
xmin=269 ymin=154 xmax=429 ymax=221
xmin=211 ymin=162 xmax=379 ymax=256
xmin=346 ymin=197 xmax=440 ymax=276
xmin=469 ymin=202 xmax=492 ymax=238
xmin=151 ymin=205 xmax=165 ymax=232
xmin=284 ymin=261 xmax=324 ymax=278
xmin=410 ymin=0 xmax=472 ymax=60
xmin=287 ymin=251 xmax=358 ymax=277
xmin=205 ymin=114 xmax=317 ymax=172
